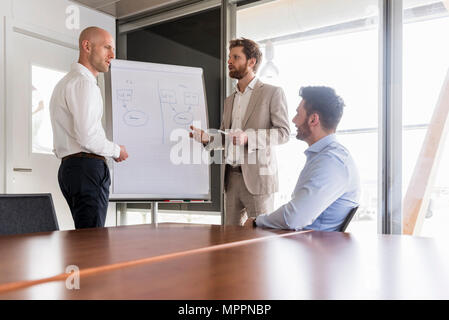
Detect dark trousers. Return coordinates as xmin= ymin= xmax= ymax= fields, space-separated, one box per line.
xmin=58 ymin=157 xmax=111 ymax=229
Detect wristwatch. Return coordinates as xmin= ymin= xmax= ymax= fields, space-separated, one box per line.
xmin=252 ymin=218 xmax=257 ymax=228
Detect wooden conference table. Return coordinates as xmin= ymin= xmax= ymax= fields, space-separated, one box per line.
xmin=0 ymin=223 xmax=448 ymax=299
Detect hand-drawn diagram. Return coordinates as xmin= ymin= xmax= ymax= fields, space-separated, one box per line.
xmin=115 ymin=77 xmax=203 ymax=144
xmin=160 ymin=90 xmax=177 ymax=104
xmin=123 ymin=110 xmax=148 ymax=127
xmin=184 ymin=92 xmax=199 ymax=106
xmin=117 ymin=85 xmax=149 ymax=127
xmin=158 ymin=81 xmax=202 ymax=142
xmin=159 ymin=84 xmax=199 ymax=127
xmin=173 ymin=112 xmax=193 ymax=125
xmin=117 ymin=89 xmax=133 ymax=108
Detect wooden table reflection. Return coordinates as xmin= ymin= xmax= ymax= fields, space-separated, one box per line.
xmin=1 ymin=223 xmax=448 ymax=299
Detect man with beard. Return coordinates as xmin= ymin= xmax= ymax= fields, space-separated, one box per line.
xmin=245 ymin=86 xmax=361 ymax=231
xmin=50 ymin=27 xmax=128 ymax=229
xmin=190 ymin=38 xmax=290 ymax=226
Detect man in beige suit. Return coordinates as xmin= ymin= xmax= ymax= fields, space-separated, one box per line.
xmin=190 ymin=38 xmax=290 ymax=225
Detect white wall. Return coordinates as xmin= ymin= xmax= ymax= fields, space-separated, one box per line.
xmin=11 ymin=0 xmax=115 ymax=41
xmin=1 ymin=0 xmax=117 ymax=228
xmin=0 ymin=27 xmax=3 ymax=193
xmin=0 ymin=3 xmax=12 ymax=194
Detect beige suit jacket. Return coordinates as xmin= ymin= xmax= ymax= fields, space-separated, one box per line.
xmin=217 ymin=80 xmax=290 ymax=195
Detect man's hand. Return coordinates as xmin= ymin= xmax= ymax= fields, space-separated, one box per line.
xmin=244 ymin=217 xmax=256 ymax=228
xmin=114 ymin=145 xmax=128 ymax=162
xmin=189 ymin=125 xmax=210 ymax=145
xmin=230 ymin=130 xmax=248 ymax=146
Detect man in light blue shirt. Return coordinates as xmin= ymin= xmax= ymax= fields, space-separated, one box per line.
xmin=245 ymin=86 xmax=360 ymax=231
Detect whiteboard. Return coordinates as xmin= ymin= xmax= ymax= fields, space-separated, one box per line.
xmin=108 ymin=59 xmax=210 ymax=201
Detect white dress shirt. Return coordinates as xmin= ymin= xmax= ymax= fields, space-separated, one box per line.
xmin=50 ymin=63 xmax=120 ymax=159
xmin=226 ymin=76 xmax=258 ymax=166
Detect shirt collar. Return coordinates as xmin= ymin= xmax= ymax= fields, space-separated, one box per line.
xmin=235 ymin=76 xmax=258 ymax=94
xmin=71 ymin=62 xmax=97 ymax=82
xmin=305 ymin=133 xmax=337 ymax=155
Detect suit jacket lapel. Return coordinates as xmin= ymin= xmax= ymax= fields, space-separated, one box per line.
xmin=241 ymin=80 xmax=264 ymax=129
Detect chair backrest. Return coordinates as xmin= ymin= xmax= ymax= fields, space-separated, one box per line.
xmin=339 ymin=206 xmax=359 ymax=232
xmin=0 ymin=193 xmax=59 ymax=236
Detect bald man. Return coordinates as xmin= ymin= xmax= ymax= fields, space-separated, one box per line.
xmin=50 ymin=26 xmax=128 ymax=229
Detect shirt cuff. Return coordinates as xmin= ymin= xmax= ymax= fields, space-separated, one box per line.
xmin=254 ymin=214 xmax=266 ymax=227
xmin=204 ymin=140 xmax=214 ymax=152
xmin=113 ymin=144 xmax=121 ymax=159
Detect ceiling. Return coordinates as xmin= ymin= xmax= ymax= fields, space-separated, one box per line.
xmin=71 ymin=0 xmax=187 ymax=19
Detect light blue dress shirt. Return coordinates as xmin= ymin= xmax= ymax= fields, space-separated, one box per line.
xmin=255 ymin=134 xmax=360 ymax=231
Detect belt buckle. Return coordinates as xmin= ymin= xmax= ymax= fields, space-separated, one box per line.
xmin=230 ymin=165 xmax=241 ymax=172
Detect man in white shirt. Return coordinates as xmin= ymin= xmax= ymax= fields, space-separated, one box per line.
xmin=50 ymin=26 xmax=128 ymax=229
xmin=190 ymin=38 xmax=290 ymax=225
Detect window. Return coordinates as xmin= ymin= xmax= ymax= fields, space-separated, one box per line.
xmin=31 ymin=65 xmax=66 ymax=154
xmin=402 ymin=0 xmax=449 ymax=236
xmin=237 ymin=0 xmax=379 ymax=233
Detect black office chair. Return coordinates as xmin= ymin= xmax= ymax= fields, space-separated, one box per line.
xmin=0 ymin=193 xmax=59 ymax=236
xmin=338 ymin=206 xmax=359 ymax=232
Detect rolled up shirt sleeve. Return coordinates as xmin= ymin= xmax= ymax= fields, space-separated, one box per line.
xmin=256 ymin=154 xmax=349 ymax=230
xmin=66 ymin=79 xmax=120 ymax=158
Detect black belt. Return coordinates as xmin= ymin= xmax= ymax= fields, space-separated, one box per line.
xmin=62 ymin=152 xmax=106 ymax=163
xmin=226 ymin=164 xmax=242 ymax=173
